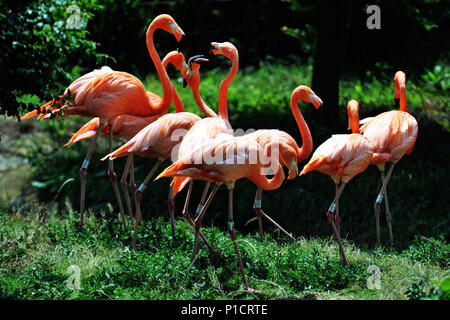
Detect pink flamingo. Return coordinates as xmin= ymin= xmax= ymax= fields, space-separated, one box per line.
xmin=360 ymin=71 xmax=418 ymax=249
xmin=243 ymin=85 xmax=323 ymax=241
xmin=168 ymin=42 xmax=238 ymax=230
xmin=300 ymin=99 xmax=373 ymax=265
xmin=102 ymin=56 xmax=217 ymax=250
xmin=63 ymin=51 xmax=188 ymax=223
xmin=156 ymin=130 xmax=285 ymax=293
xmin=20 ymin=14 xmax=185 ymax=228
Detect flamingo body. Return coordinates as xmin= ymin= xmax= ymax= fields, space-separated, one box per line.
xmin=301 ymin=133 xmax=373 ymax=184
xmin=360 ymin=110 xmax=418 ymax=165
xmin=103 ymin=112 xmax=201 ymax=161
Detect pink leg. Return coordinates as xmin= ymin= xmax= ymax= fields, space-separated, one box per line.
xmin=194 ymin=181 xmax=211 ymax=218
xmin=374 ymin=163 xmax=396 ymax=248
xmin=227 ymin=187 xmax=259 ymax=293
xmin=253 ymin=187 xmax=294 ymax=242
xmin=120 ymin=155 xmax=134 ymax=220
xmin=132 ymin=159 xmax=162 ymax=250
xmin=326 ymin=182 xmax=349 ymax=266
xmin=379 ymin=169 xmax=394 ymax=251
xmin=334 ymin=183 xmax=341 ymax=238
xmin=79 ymin=122 xmax=105 ymax=228
xmin=129 ymin=156 xmax=138 ymax=219
xmin=191 ymin=183 xmax=220 ymax=262
xmin=168 ymin=185 xmax=176 ymax=244
xmin=181 ymin=181 xmax=217 ymax=253
xmin=108 ymin=124 xmax=127 ymax=228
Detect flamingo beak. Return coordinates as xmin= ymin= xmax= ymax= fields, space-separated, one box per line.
xmin=170 ymin=22 xmax=185 ymax=42
xmin=183 ymin=78 xmax=187 ymax=88
xmin=311 ymin=94 xmax=323 ymax=109
xmin=210 ymin=42 xmax=220 ymax=55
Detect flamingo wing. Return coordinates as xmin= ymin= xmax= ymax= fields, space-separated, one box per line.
xmin=361 ymin=110 xmax=418 ymax=163
xmin=103 ymin=112 xmax=201 ymax=160
xmin=301 ymin=134 xmax=373 ymax=184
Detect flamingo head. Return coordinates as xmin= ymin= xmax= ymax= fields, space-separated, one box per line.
xmin=184 ymin=55 xmax=209 ymax=88
xmin=162 ymin=51 xmax=188 ymax=79
xmin=153 ymin=14 xmax=185 ymax=42
xmin=292 ymin=85 xmax=323 ymax=109
xmin=394 ymin=70 xmax=406 ymax=105
xmin=210 ymin=42 xmax=238 ymax=60
xmin=347 ymin=99 xmax=360 ymax=133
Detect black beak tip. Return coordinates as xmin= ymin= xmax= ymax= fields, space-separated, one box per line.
xmin=183 ymin=78 xmax=187 ymax=88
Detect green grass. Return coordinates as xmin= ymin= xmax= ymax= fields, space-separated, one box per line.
xmin=1 ymin=208 xmax=448 ymax=300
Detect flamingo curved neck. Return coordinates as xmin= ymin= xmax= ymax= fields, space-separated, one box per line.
xmin=218 ymin=55 xmax=238 ymax=121
xmin=291 ymin=95 xmax=313 ymax=163
xmin=146 ymin=23 xmax=173 ymax=113
xmin=251 ymin=163 xmax=285 ymax=190
xmin=171 ymin=84 xmax=184 ymax=112
xmin=399 ymin=85 xmax=408 ymax=113
xmin=348 ymin=108 xmax=360 ymax=134
xmin=191 ymin=81 xmax=218 ymax=118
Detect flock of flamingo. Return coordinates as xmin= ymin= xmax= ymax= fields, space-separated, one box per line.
xmin=19 ymin=14 xmax=418 ymax=292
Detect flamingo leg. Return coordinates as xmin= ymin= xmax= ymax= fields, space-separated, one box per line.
xmin=253 ymin=187 xmax=294 ymax=242
xmin=334 ymin=183 xmax=341 ymax=238
xmin=227 ymin=187 xmax=259 ymax=293
xmin=195 ymin=181 xmax=211 ymax=219
xmin=181 ymin=181 xmax=217 ymax=253
xmin=132 ymin=159 xmax=163 ymax=250
xmin=108 ymin=124 xmax=127 ymax=228
xmin=168 ymin=185 xmax=176 ymax=245
xmin=379 ymin=169 xmax=394 ymax=251
xmin=79 ymin=122 xmax=105 ymax=228
xmin=129 ymin=156 xmax=138 ymax=216
xmin=374 ymin=163 xmax=396 ymax=249
xmin=120 ymin=155 xmax=134 ymax=220
xmin=191 ymin=183 xmax=220 ymax=263
xmin=326 ymin=182 xmax=349 ymax=266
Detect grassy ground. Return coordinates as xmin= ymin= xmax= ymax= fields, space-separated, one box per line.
xmin=0 ymin=208 xmax=448 ymax=300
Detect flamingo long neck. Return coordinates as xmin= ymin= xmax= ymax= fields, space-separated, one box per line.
xmin=348 ymin=106 xmax=360 ymax=134
xmin=162 ymin=59 xmax=184 ymax=113
xmin=399 ymin=83 xmax=408 ymax=113
xmin=171 ymin=84 xmax=184 ymax=112
xmin=291 ymin=94 xmax=313 ymax=163
xmin=218 ymin=54 xmax=238 ymax=121
xmin=146 ymin=23 xmax=173 ymax=113
xmin=190 ymin=77 xmax=218 ymax=118
xmin=251 ymin=163 xmax=285 ymax=191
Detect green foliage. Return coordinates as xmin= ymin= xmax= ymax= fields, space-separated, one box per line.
xmin=0 ymin=208 xmax=448 ymax=300
xmin=0 ymin=0 xmax=111 ymax=117
xmin=405 ymin=276 xmax=450 ymax=300
xmin=402 ymin=236 xmax=449 ymax=268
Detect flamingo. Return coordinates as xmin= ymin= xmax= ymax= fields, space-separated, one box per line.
xmin=360 ymin=71 xmax=418 ymax=249
xmin=156 ymin=131 xmax=285 ymax=293
xmin=243 ymin=85 xmax=323 ymax=241
xmin=300 ymin=99 xmax=373 ymax=265
xmin=102 ymin=56 xmax=217 ymax=250
xmin=168 ymin=41 xmax=238 ymax=230
xmin=20 ymin=14 xmax=185 ymax=228
xmin=63 ymin=51 xmax=189 ymax=222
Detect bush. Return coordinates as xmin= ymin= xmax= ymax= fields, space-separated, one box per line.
xmin=0 ymin=0 xmax=111 ymax=118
